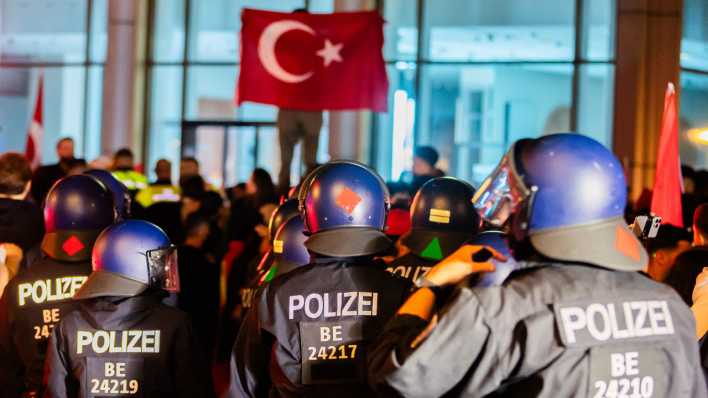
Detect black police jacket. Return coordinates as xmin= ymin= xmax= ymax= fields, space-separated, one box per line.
xmin=0 ymin=256 xmax=91 ymax=397
xmin=43 ymin=292 xmax=213 ymax=398
xmin=700 ymin=333 xmax=708 ymax=390
xmin=226 ymin=257 xmax=413 ymax=398
xmin=368 ymin=262 xmax=707 ymax=397
xmin=386 ymin=252 xmax=435 ymax=283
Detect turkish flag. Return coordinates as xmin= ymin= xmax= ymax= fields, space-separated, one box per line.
xmin=25 ymin=74 xmax=44 ymax=169
xmin=650 ymin=82 xmax=683 ymax=227
xmin=237 ymin=9 xmax=388 ymax=112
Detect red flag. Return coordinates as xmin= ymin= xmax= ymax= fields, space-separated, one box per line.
xmin=236 ymin=9 xmax=388 ymax=112
xmin=25 ymin=75 xmax=44 ymax=169
xmin=650 ymin=82 xmax=683 ymax=227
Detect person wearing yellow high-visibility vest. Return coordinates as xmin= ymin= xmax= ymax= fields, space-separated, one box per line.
xmin=135 ymin=158 xmax=181 ymax=208
xmin=110 ymin=148 xmax=148 ymax=196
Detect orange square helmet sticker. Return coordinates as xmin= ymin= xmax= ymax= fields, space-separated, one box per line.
xmin=335 ymin=187 xmax=362 ymax=215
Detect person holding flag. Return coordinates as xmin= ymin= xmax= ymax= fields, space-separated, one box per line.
xmin=236 ymin=8 xmax=388 ymax=192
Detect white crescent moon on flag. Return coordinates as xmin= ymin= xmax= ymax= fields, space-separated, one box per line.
xmin=257 ymin=20 xmax=315 ymax=83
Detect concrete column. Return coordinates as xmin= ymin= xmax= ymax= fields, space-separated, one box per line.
xmin=612 ymin=0 xmax=683 ymax=201
xmin=328 ymin=0 xmax=376 ymax=162
xmin=100 ymin=0 xmax=147 ymax=161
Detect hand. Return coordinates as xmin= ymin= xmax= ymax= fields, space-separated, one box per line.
xmin=424 ymin=244 xmax=505 ymax=287
xmin=1 ymin=243 xmax=23 ymax=278
xmin=693 ymin=267 xmax=708 ymax=304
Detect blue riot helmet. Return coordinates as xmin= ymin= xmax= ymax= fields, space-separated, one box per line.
xmin=468 ymin=231 xmax=521 ymax=287
xmin=84 ymin=169 xmax=132 ymax=220
xmin=42 ymin=175 xmax=116 ymax=262
xmin=299 ymin=160 xmax=391 ymax=257
xmin=472 ymin=133 xmax=647 ymax=271
xmin=268 ymin=198 xmax=300 ymax=242
xmin=261 ymin=216 xmax=310 ymax=284
xmin=401 ymin=177 xmax=480 ymax=261
xmin=74 ymin=220 xmax=179 ymax=299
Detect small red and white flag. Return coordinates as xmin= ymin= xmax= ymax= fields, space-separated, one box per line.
xmin=25 ymin=75 xmax=44 ymax=169
xmin=650 ymin=82 xmax=683 ymax=227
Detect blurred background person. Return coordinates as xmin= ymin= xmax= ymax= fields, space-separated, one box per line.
xmin=64 ymin=158 xmax=87 ymax=176
xmin=227 ymin=182 xmax=247 ymax=204
xmin=180 ymin=157 xmax=201 ymax=188
xmin=688 ymin=204 xmax=708 ymax=339
xmin=0 ymin=153 xmax=44 ymax=271
xmin=153 ymin=158 xmax=174 ymax=185
xmin=136 ymin=159 xmax=180 ymax=209
xmin=218 ymin=168 xmax=277 ymax=362
xmin=398 ymin=145 xmax=445 ymax=195
xmin=645 ymin=225 xmax=692 ymax=282
xmin=276 ymin=108 xmax=323 ymax=194
xmin=111 ymin=147 xmax=147 ymax=196
xmin=30 ymin=137 xmax=76 ymax=203
xmin=664 ymin=203 xmax=708 ymax=305
xmin=178 ymin=214 xmax=220 ymax=366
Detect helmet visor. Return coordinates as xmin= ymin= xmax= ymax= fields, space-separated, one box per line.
xmin=146 ymin=245 xmax=180 ymax=293
xmin=472 ymin=149 xmax=530 ymax=226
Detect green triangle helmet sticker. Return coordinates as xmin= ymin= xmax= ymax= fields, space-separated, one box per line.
xmin=420 ymin=237 xmax=443 ymax=260
xmin=263 ymin=265 xmax=279 ymax=283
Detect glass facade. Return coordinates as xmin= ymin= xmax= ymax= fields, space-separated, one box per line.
xmin=2 ymin=0 xmax=705 ymax=182
xmin=0 ymin=0 xmax=107 ymax=163
xmin=374 ymin=0 xmax=616 ymax=184
xmin=679 ymin=0 xmax=708 ymax=170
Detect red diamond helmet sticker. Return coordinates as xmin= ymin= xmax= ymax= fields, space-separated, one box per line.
xmin=336 ymin=187 xmax=362 ymax=215
xmin=62 ymin=235 xmax=85 ymax=256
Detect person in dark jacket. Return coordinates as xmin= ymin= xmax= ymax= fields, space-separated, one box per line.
xmin=368 ymin=133 xmax=707 ymax=397
xmin=0 ymin=174 xmax=115 ymax=397
xmin=225 ymin=161 xmax=412 ymax=397
xmin=665 ymin=203 xmax=708 ymax=305
xmin=218 ymin=169 xmax=278 ymax=359
xmin=30 ymin=137 xmax=75 ymax=204
xmin=409 ymin=146 xmax=445 ymax=195
xmin=43 ymin=220 xmax=212 ymax=397
xmin=0 ymin=153 xmax=44 ymax=271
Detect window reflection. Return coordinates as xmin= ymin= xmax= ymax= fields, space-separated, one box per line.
xmin=680 ymin=72 xmax=708 ymax=169
xmin=418 ymin=64 xmax=572 ymax=184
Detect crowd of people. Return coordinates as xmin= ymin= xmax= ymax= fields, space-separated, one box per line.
xmin=0 ymin=132 xmax=706 ymax=397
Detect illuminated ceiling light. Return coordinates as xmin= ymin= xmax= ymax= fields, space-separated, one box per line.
xmin=687 ymin=128 xmax=708 ymax=145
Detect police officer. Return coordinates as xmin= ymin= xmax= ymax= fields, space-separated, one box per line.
xmin=111 ymin=148 xmax=148 ymax=196
xmin=43 ymin=220 xmax=212 ymax=397
xmin=84 ymin=169 xmax=132 ymax=220
xmin=387 ymin=177 xmax=479 ymax=282
xmin=226 ymin=160 xmax=412 ymax=397
xmin=367 ymin=133 xmax=708 ymax=397
xmin=0 ymin=175 xmax=116 ymax=397
xmin=238 ymin=198 xmax=301 ymax=311
xmin=259 ymin=215 xmax=310 ymax=284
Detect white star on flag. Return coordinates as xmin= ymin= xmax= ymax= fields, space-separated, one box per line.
xmin=316 ymin=39 xmax=343 ymax=67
